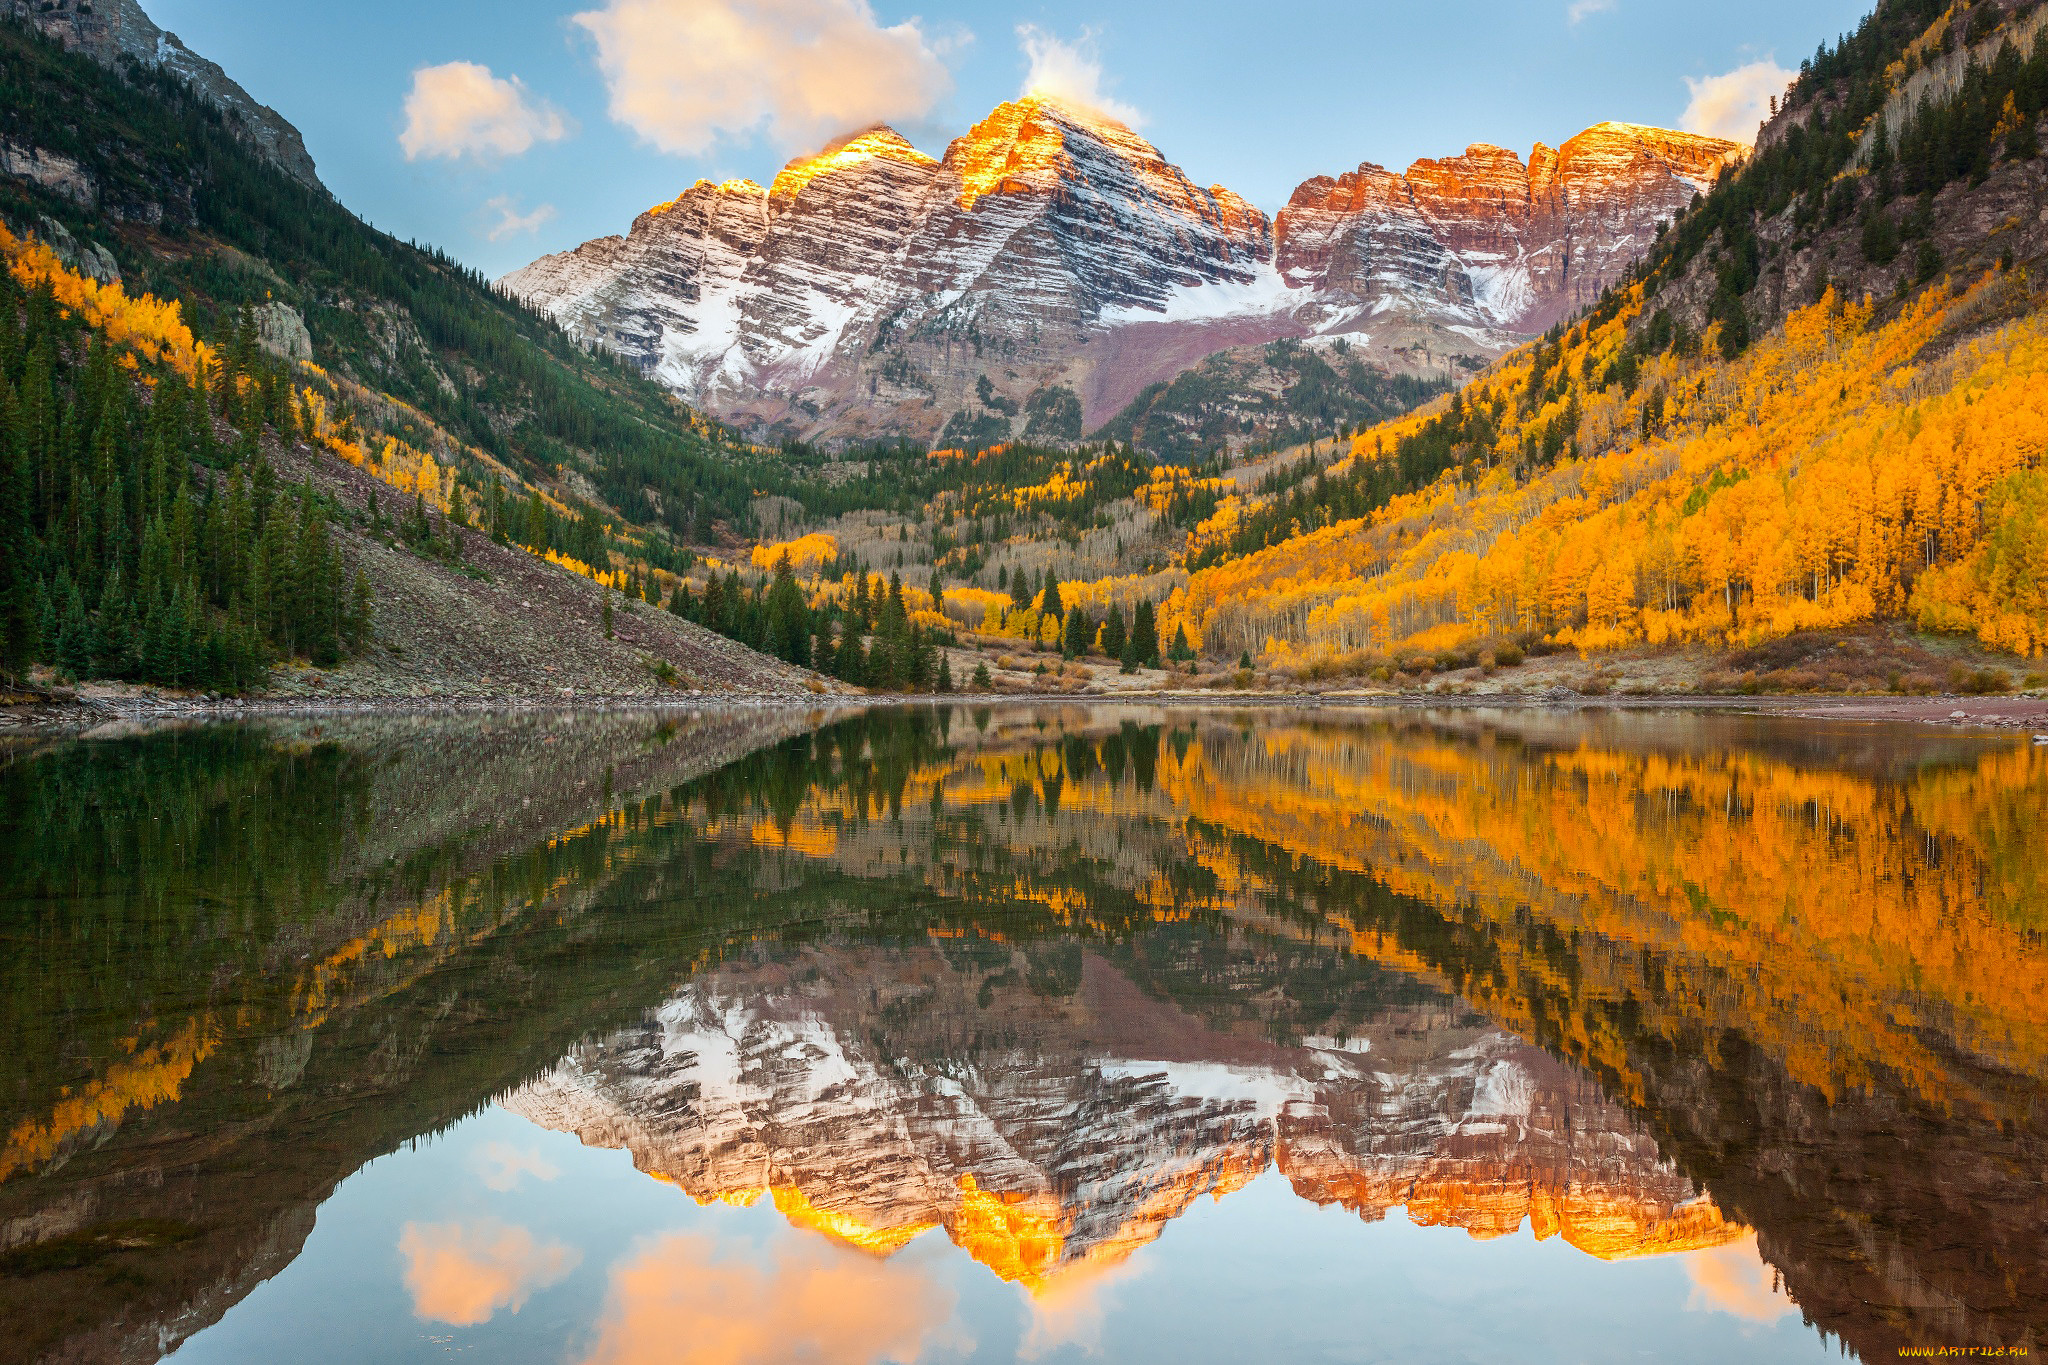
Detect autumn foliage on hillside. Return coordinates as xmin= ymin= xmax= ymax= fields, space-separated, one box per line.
xmin=669 ymin=710 xmax=2048 ymax=1122
xmin=1173 ymin=272 xmax=2048 ymax=663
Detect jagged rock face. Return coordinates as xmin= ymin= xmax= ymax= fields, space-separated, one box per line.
xmin=504 ymin=108 xmax=1735 ymax=445
xmin=3 ymin=0 xmax=323 ymax=190
xmin=1278 ymin=123 xmax=1742 ymax=340
xmin=503 ymin=98 xmax=1272 ymax=444
xmin=502 ymin=947 xmax=1737 ymax=1288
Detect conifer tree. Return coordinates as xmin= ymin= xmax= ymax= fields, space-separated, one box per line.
xmin=1042 ymin=575 xmax=1064 ymax=623
xmin=1131 ymin=600 xmax=1160 ymax=667
xmin=835 ymin=623 xmax=868 ymax=686
xmin=1063 ymin=607 xmax=1092 ymax=658
xmin=1100 ymin=604 xmax=1127 ymax=663
xmin=765 ymin=556 xmax=811 ymax=668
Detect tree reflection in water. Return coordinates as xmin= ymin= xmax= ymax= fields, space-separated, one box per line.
xmin=0 ymin=706 xmax=2041 ymax=1363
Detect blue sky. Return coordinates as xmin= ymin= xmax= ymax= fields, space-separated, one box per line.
xmin=147 ymin=0 xmax=1875 ymax=278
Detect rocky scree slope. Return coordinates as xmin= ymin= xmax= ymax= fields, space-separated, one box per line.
xmin=505 ymin=102 xmax=1738 ymax=447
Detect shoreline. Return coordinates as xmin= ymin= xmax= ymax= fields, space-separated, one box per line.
xmin=7 ymin=686 xmax=2045 ymax=736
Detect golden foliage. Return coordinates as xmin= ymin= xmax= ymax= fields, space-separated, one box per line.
xmin=0 ymin=223 xmax=216 ymax=377
xmin=752 ymin=533 xmax=839 ymax=574
xmin=1183 ymin=276 xmax=2048 ymax=661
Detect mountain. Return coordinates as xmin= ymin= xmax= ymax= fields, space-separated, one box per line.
xmin=2 ymin=0 xmax=320 ymax=189
xmin=503 ymin=946 xmax=1740 ymax=1287
xmin=504 ymin=101 xmax=1738 ymax=449
xmin=1161 ymin=0 xmax=2048 ymax=678
xmin=0 ymin=5 xmax=835 ymax=700
xmin=1276 ymin=122 xmax=1742 ymax=340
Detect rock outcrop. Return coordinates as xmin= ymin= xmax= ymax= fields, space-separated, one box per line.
xmin=504 ymin=105 xmax=1738 ymax=445
xmin=1277 ymin=123 xmax=1741 ymax=339
xmin=3 ymin=0 xmax=323 ymax=190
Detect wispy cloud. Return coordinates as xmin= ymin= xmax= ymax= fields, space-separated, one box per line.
xmin=1018 ymin=25 xmax=1143 ymax=126
xmin=397 ymin=1220 xmax=579 ymax=1327
xmin=1567 ymin=0 xmax=1616 ymax=24
xmin=471 ymin=1139 xmax=561 ymax=1189
xmin=400 ymin=62 xmax=569 ymax=161
xmin=572 ymin=0 xmax=953 ymax=155
xmin=1681 ymin=59 xmax=1796 ymax=144
xmin=485 ymin=196 xmax=557 ymax=241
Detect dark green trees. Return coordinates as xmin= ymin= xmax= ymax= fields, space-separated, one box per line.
xmin=1063 ymin=606 xmax=1093 ymax=658
xmin=0 ymin=266 xmax=357 ymax=691
xmin=764 ymin=558 xmax=812 ymax=669
xmin=1129 ymin=601 xmax=1160 ymax=670
xmin=1100 ymin=604 xmax=1127 ymax=663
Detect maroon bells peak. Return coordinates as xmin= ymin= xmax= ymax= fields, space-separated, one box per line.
xmin=502 ymin=100 xmax=1739 ymax=445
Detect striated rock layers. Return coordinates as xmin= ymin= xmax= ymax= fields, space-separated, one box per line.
xmin=502 ymin=946 xmax=1740 ymax=1289
xmin=3 ymin=0 xmax=323 ymax=190
xmin=503 ymin=103 xmax=1738 ymax=444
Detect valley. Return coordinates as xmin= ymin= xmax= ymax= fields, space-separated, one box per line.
xmin=0 ymin=0 xmax=2045 ymax=713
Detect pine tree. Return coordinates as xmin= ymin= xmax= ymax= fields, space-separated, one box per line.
xmin=835 ymin=624 xmax=868 ymax=686
xmin=765 ymin=557 xmax=810 ymax=667
xmin=937 ymin=654 xmax=954 ymax=693
xmin=1100 ymin=604 xmax=1127 ymax=662
xmin=1063 ymin=607 xmax=1092 ymax=658
xmin=908 ymin=625 xmax=935 ymax=692
xmin=971 ymin=660 xmax=993 ymax=691
xmin=814 ymin=617 xmax=838 ymax=678
xmin=1131 ymin=600 xmax=1160 ymax=669
xmin=1042 ymin=575 xmax=1065 ymax=622
xmin=701 ymin=573 xmax=726 ymax=634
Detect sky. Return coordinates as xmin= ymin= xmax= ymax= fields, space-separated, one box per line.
xmin=146 ymin=0 xmax=1877 ymax=278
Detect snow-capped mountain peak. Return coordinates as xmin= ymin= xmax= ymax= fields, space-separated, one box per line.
xmin=500 ymin=105 xmax=1740 ymax=445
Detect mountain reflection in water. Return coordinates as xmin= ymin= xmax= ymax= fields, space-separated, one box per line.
xmin=0 ymin=705 xmax=2041 ymax=1364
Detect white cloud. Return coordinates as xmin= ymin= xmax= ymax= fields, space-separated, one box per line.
xmin=572 ymin=0 xmax=952 ymax=156
xmin=1680 ymin=59 xmax=1796 ymax=145
xmin=471 ymin=1139 xmax=562 ymax=1188
xmin=1017 ymin=25 xmax=1143 ymax=127
xmin=398 ymin=1220 xmax=580 ymax=1327
xmin=1567 ymin=0 xmax=1615 ymax=23
xmin=484 ymin=196 xmax=558 ymax=242
xmin=401 ymin=62 xmax=569 ymax=161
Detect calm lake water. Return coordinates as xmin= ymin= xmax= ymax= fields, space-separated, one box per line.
xmin=1 ymin=705 xmax=2043 ymax=1364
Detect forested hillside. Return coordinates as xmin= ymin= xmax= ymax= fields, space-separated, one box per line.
xmin=0 ymin=14 xmax=852 ymax=696
xmin=0 ymin=224 xmax=351 ymax=687
xmin=0 ymin=15 xmax=788 ymax=546
xmin=518 ymin=0 xmax=2048 ymax=696
xmin=0 ymin=221 xmax=817 ymax=697
xmin=1153 ymin=0 xmax=2048 ymax=677
xmin=1089 ymin=338 xmax=1450 ymax=463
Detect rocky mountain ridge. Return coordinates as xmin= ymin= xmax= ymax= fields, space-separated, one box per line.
xmin=3 ymin=0 xmax=322 ymax=190
xmin=504 ymin=102 xmax=1739 ymax=448
xmin=503 ymin=946 xmax=1740 ymax=1289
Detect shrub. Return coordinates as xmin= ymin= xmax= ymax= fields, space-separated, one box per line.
xmin=1948 ymin=665 xmax=2010 ymax=695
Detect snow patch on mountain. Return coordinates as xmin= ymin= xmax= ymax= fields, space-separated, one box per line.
xmin=503 ymin=107 xmax=1741 ymax=443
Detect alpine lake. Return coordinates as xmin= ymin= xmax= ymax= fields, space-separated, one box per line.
xmin=2 ymin=703 xmax=2042 ymax=1364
